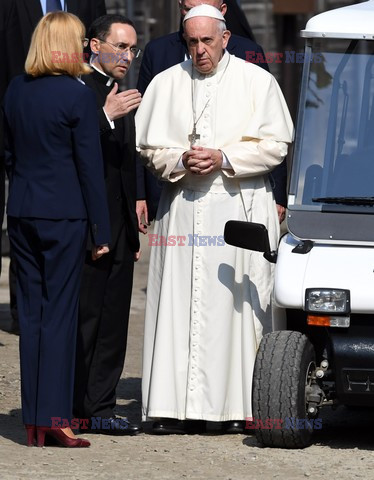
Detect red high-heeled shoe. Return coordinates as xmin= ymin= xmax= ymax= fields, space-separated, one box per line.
xmin=25 ymin=424 xmax=36 ymax=447
xmin=36 ymin=427 xmax=90 ymax=448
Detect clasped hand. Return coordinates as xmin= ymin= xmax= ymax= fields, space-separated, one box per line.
xmin=182 ymin=146 xmax=223 ymax=175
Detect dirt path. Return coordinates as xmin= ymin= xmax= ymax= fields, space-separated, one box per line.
xmin=0 ymin=236 xmax=374 ymax=479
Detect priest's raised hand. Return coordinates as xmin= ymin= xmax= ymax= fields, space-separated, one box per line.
xmin=103 ymin=82 xmax=142 ymax=121
xmin=182 ymin=146 xmax=224 ymax=175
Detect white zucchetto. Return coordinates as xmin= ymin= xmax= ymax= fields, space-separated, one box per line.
xmin=183 ymin=4 xmax=226 ymax=23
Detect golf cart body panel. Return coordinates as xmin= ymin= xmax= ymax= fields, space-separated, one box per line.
xmin=274 ymin=235 xmax=374 ymax=312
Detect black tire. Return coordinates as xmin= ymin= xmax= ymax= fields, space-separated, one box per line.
xmin=252 ymin=330 xmax=316 ymax=449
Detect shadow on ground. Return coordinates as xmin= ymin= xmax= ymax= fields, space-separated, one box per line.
xmin=0 ymin=409 xmax=25 ymax=447
xmin=0 ymin=303 xmax=12 ymax=334
xmin=116 ymin=377 xmax=143 ymax=426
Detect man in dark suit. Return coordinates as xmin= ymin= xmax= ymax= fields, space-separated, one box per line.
xmin=14 ymin=0 xmax=106 ymax=57
xmin=1 ymin=0 xmax=107 ymax=331
xmin=136 ymin=0 xmax=287 ymax=233
xmin=224 ymin=0 xmax=256 ymax=41
xmin=73 ymin=14 xmax=142 ymax=435
xmin=0 ymin=0 xmax=24 ymax=274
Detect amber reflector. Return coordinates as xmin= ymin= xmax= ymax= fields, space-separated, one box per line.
xmin=307 ymin=315 xmax=331 ymax=327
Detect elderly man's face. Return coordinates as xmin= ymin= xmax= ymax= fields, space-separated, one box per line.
xmin=184 ymin=16 xmax=230 ymax=74
xmin=179 ymin=1 xmax=227 ymax=18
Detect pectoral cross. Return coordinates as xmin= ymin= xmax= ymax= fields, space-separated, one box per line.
xmin=188 ymin=125 xmax=200 ymax=147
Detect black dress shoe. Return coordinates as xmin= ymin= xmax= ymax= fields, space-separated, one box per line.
xmin=152 ymin=418 xmax=206 ymax=435
xmin=222 ymin=420 xmax=245 ymax=434
xmin=86 ymin=416 xmax=142 ymax=436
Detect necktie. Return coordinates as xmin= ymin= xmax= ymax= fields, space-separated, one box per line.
xmin=46 ymin=0 xmax=62 ymax=12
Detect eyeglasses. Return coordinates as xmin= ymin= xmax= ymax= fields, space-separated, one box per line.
xmin=99 ymin=39 xmax=142 ymax=58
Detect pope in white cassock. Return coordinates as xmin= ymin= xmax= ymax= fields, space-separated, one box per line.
xmin=136 ymin=4 xmax=293 ymax=435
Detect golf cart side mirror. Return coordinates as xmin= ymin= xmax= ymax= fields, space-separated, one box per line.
xmin=224 ymin=221 xmax=277 ymax=264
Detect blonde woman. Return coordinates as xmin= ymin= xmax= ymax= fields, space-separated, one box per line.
xmin=3 ymin=11 xmax=111 ymax=448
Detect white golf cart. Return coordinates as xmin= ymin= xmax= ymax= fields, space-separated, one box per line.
xmin=225 ymin=0 xmax=374 ymax=448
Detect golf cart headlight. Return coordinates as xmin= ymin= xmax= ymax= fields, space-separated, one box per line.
xmin=305 ymin=289 xmax=350 ymax=314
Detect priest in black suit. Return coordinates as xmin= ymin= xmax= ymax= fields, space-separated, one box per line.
xmin=73 ymin=14 xmax=142 ymax=435
xmin=136 ymin=0 xmax=287 ymax=233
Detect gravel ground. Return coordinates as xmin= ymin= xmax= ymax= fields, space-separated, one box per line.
xmin=1 ymin=235 xmax=374 ymax=480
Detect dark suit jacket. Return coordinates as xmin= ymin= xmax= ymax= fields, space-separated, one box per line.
xmin=3 ymin=74 xmax=111 ymax=246
xmin=82 ymin=69 xmax=140 ymax=253
xmin=224 ymin=0 xmax=256 ymax=42
xmin=136 ymin=29 xmax=287 ymax=219
xmin=0 ymin=0 xmax=25 ymax=259
xmin=15 ymin=0 xmax=106 ymax=58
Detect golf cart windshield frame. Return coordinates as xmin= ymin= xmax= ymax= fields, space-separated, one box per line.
xmin=288 ymin=37 xmax=374 ymax=242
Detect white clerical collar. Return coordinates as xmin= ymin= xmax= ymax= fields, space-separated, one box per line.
xmin=89 ymin=56 xmax=115 ymax=87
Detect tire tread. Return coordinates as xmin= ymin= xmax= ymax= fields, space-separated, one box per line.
xmin=252 ymin=330 xmax=315 ymax=449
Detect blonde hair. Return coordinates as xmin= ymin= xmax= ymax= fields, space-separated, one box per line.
xmin=25 ymin=11 xmax=91 ymax=77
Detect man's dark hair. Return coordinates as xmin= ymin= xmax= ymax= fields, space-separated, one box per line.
xmin=87 ymin=14 xmax=135 ymax=41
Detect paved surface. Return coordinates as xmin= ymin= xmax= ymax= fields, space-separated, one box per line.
xmin=1 ymin=234 xmax=374 ymax=479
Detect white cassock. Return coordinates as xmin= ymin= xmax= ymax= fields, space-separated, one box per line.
xmin=136 ymin=51 xmax=293 ymax=421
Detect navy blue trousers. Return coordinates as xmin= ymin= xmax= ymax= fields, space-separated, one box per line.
xmin=7 ymin=217 xmax=87 ymax=427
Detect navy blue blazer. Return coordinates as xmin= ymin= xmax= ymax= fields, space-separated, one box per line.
xmin=3 ymin=74 xmax=111 ymax=246
xmin=136 ymin=30 xmax=287 ymax=219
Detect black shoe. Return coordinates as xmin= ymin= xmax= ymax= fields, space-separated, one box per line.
xmin=85 ymin=416 xmax=142 ymax=436
xmin=152 ymin=418 xmax=206 ymax=435
xmin=222 ymin=420 xmax=245 ymax=434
